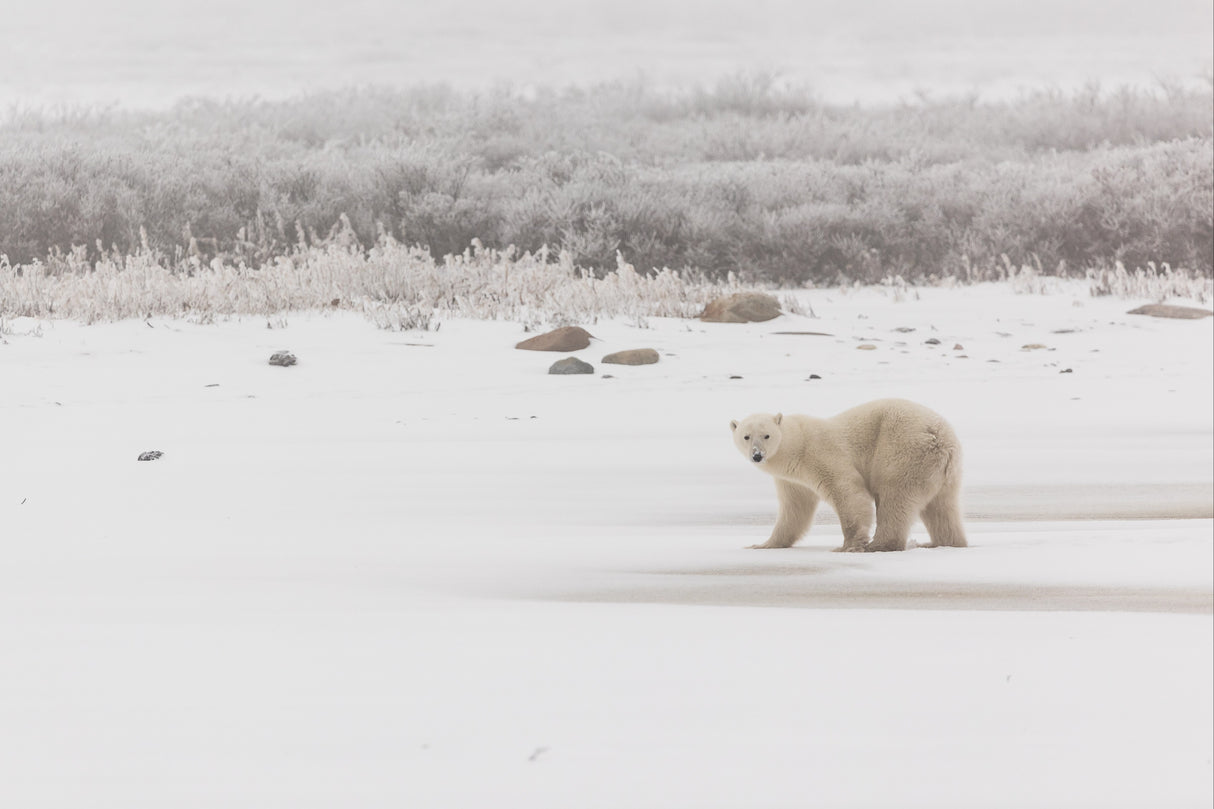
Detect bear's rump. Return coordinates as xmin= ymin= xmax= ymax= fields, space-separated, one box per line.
xmin=863 ymin=422 xmax=955 ymax=500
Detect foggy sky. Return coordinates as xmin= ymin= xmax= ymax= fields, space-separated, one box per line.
xmin=3 ymin=0 xmax=1211 ymax=108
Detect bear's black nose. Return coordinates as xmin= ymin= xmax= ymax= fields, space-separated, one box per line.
xmin=752 ymin=452 xmax=763 ymax=463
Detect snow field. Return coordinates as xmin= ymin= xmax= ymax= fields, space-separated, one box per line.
xmin=1 ymin=281 xmax=1210 ymax=807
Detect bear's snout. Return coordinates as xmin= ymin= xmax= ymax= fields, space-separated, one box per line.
xmin=751 ymin=450 xmax=764 ymax=463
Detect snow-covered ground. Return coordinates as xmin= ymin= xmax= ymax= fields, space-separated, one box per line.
xmin=2 ymin=282 xmax=1211 ymax=808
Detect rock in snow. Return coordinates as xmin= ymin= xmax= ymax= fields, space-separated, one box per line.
xmin=699 ymin=292 xmax=781 ymax=323
xmin=548 ymin=357 xmax=594 ymax=375
xmin=269 ymin=351 xmax=297 ymax=366
xmin=515 ymin=326 xmax=594 ymax=352
xmin=601 ymin=348 xmax=660 ymax=366
xmin=137 ymin=451 xmax=163 ymax=461
xmin=1127 ymin=303 xmax=1213 ymax=320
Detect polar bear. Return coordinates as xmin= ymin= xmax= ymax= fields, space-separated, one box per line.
xmin=730 ymin=398 xmax=966 ymax=552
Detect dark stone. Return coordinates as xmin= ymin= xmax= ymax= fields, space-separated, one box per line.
xmin=924 ymin=338 xmax=941 ymax=345
xmin=137 ymin=451 xmax=163 ymax=461
xmin=269 ymin=351 xmax=297 ymax=366
xmin=548 ymin=357 xmax=594 ymax=375
xmin=808 ymin=374 xmax=822 ymax=380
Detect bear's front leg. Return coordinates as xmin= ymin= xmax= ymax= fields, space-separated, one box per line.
xmin=748 ymin=479 xmax=819 ymax=549
xmin=824 ymin=483 xmax=875 ymax=553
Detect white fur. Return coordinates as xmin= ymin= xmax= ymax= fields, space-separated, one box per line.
xmin=731 ymin=398 xmax=967 ymax=552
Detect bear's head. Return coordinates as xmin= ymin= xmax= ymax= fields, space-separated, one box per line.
xmin=730 ymin=413 xmax=783 ymax=465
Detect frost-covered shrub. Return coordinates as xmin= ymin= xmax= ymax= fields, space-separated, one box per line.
xmin=0 ymin=232 xmax=744 ymax=326
xmin=0 ymin=78 xmax=1210 ymax=281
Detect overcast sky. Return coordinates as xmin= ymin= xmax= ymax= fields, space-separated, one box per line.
xmin=4 ymin=0 xmax=1211 ymax=108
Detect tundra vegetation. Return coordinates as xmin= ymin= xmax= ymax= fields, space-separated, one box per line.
xmin=1 ymin=75 xmax=1210 ymax=324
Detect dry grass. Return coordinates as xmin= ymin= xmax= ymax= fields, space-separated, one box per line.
xmin=4 ymin=222 xmax=1206 ymax=332
xmin=0 ymin=226 xmax=743 ymax=328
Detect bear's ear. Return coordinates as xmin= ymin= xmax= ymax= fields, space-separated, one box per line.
xmin=774 ymin=413 xmax=783 ymax=425
xmin=730 ymin=419 xmax=738 ymax=432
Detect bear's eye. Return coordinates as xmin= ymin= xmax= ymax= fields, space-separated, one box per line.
xmin=743 ymin=435 xmax=750 ymax=441
xmin=764 ymin=434 xmax=770 ymax=439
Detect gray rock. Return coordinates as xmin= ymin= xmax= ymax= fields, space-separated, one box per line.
xmin=137 ymin=451 xmax=163 ymax=461
xmin=548 ymin=357 xmax=594 ymax=375
xmin=269 ymin=351 xmax=297 ymax=366
xmin=602 ymin=348 xmax=660 ymax=365
xmin=1127 ymin=304 xmax=1213 ymax=320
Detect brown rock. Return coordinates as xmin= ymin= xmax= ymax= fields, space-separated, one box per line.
xmin=516 ymin=326 xmax=594 ymax=352
xmin=699 ymin=292 xmax=781 ymax=323
xmin=602 ymin=349 xmax=660 ymax=366
xmin=1127 ymin=304 xmax=1213 ymax=320
xmin=857 ymin=343 xmax=878 ymax=351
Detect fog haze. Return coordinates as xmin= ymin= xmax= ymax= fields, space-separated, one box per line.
xmin=4 ymin=0 xmax=1211 ymax=108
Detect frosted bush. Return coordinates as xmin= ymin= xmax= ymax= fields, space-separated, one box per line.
xmin=0 ymin=235 xmax=744 ymax=327
xmin=1087 ymin=262 xmax=1212 ymax=303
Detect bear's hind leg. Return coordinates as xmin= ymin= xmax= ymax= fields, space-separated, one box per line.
xmin=868 ymin=494 xmax=917 ymax=552
xmin=921 ymin=488 xmax=967 ymax=548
